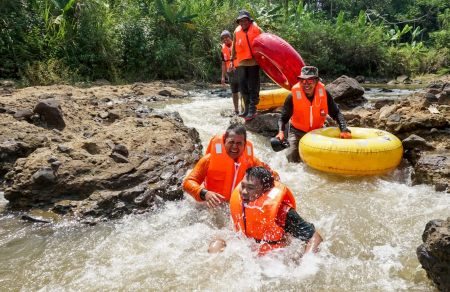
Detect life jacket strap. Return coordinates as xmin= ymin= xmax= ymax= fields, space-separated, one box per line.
xmin=255 ymin=239 xmax=282 ymax=245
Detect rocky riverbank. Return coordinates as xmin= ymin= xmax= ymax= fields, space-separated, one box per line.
xmin=0 ymin=79 xmax=208 ymax=223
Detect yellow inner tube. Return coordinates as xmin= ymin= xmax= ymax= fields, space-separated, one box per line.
xmin=256 ymin=88 xmax=290 ymax=110
xmin=299 ymin=127 xmax=404 ymax=175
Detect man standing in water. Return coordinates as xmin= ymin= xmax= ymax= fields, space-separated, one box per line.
xmin=220 ymin=30 xmax=243 ymax=116
xmin=183 ymin=124 xmax=278 ymax=209
xmin=209 ymin=166 xmax=322 ymax=255
xmin=228 ymin=10 xmax=264 ymax=121
xmin=275 ymin=66 xmax=352 ymax=163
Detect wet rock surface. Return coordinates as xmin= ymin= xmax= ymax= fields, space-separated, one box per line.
xmin=417 ymin=218 xmax=450 ymax=292
xmin=0 ymin=82 xmax=202 ymax=222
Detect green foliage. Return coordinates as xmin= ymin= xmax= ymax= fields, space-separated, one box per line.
xmin=1 ymin=0 xmax=449 ymax=83
xmin=156 ymin=0 xmax=198 ymax=25
xmin=19 ymin=58 xmax=79 ymax=86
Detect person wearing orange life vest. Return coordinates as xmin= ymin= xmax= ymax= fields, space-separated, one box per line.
xmin=220 ymin=30 xmax=243 ymax=116
xmin=209 ymin=166 xmax=322 ymax=255
xmin=228 ymin=10 xmax=264 ymax=121
xmin=183 ymin=124 xmax=278 ymax=210
xmin=276 ymin=66 xmax=352 ymax=163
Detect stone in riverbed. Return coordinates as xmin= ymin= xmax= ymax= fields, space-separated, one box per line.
xmin=112 ymin=144 xmax=129 ymax=157
xmin=33 ymin=99 xmax=65 ymax=129
xmin=424 ymin=93 xmax=438 ymax=103
xmin=13 ymin=108 xmax=33 ymax=119
xmin=397 ymin=74 xmax=410 ymax=83
xmin=158 ymin=90 xmax=171 ymax=97
xmin=374 ymin=99 xmax=394 ymax=109
xmin=108 ymin=109 xmax=121 ymax=122
xmin=417 ymin=218 xmax=450 ymax=292
xmin=325 ymin=75 xmax=366 ymax=109
xmin=110 ymin=152 xmax=128 ymax=163
xmin=57 ymin=144 xmax=72 ymax=153
xmin=402 ymin=134 xmax=434 ymax=150
xmin=33 ymin=167 xmax=55 ymax=185
xmin=438 ymin=92 xmax=450 ymax=105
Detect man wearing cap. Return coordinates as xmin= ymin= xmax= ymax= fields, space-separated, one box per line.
xmin=276 ymin=66 xmax=352 ymax=163
xmin=220 ymin=30 xmax=242 ymax=116
xmin=229 ymin=10 xmax=264 ymax=121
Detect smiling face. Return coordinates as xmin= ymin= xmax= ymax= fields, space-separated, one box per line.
xmin=221 ymin=35 xmax=232 ymax=46
xmin=300 ymin=77 xmax=318 ymax=97
xmin=238 ymin=17 xmax=251 ymax=31
xmin=239 ymin=174 xmax=264 ymax=204
xmin=224 ymin=131 xmax=246 ymax=160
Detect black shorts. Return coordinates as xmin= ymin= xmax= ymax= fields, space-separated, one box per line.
xmin=228 ymin=69 xmax=239 ymax=94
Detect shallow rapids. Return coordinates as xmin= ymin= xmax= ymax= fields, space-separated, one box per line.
xmin=0 ymin=88 xmax=446 ymax=291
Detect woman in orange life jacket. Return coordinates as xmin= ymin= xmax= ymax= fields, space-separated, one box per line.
xmin=220 ymin=30 xmax=243 ymax=116
xmin=275 ymin=66 xmax=352 ymax=163
xmin=183 ymin=124 xmax=279 ymax=210
xmin=228 ymin=10 xmax=264 ymax=121
xmin=208 ymin=166 xmax=322 ymax=255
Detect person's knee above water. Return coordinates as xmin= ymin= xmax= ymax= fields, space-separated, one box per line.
xmin=275 ymin=66 xmax=352 ymax=163
xmin=183 ymin=124 xmax=279 ymax=210
xmin=229 ymin=10 xmax=264 ymax=121
xmin=220 ymin=30 xmax=242 ymax=116
xmin=213 ymin=166 xmax=322 ymax=255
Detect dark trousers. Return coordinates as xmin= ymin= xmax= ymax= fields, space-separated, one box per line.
xmin=238 ymin=65 xmax=260 ymax=112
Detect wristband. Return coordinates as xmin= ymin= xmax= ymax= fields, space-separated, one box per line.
xmin=200 ymin=189 xmax=208 ymax=200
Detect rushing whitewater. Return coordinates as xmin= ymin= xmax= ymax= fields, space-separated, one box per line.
xmin=0 ymin=89 xmax=446 ymax=291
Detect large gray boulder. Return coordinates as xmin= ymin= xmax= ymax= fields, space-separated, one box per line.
xmin=417 ymin=218 xmax=450 ymax=292
xmin=33 ymin=99 xmax=66 ymax=129
xmin=325 ymin=75 xmax=366 ymax=109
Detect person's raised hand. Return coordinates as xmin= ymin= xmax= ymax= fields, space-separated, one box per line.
xmin=205 ymin=191 xmax=225 ymax=210
xmin=275 ymin=131 xmax=284 ymax=141
xmin=339 ymin=131 xmax=352 ymax=139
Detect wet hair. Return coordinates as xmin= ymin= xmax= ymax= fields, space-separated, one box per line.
xmin=225 ymin=124 xmax=247 ymax=143
xmin=245 ymin=166 xmax=274 ymax=193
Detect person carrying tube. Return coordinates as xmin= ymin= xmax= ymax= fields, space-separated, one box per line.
xmin=183 ymin=124 xmax=279 ymax=210
xmin=220 ymin=30 xmax=244 ymax=116
xmin=228 ymin=10 xmax=264 ymax=121
xmin=274 ymin=66 xmax=352 ymax=163
xmin=208 ymin=166 xmax=323 ymax=255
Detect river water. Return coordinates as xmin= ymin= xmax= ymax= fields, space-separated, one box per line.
xmin=0 ymin=86 xmax=447 ymax=291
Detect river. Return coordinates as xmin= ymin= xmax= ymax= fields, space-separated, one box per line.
xmin=0 ymin=85 xmax=446 ymax=291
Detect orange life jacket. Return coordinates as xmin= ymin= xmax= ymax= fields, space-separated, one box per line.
xmin=291 ymin=81 xmax=328 ymax=132
xmin=230 ymin=181 xmax=296 ymax=255
xmin=222 ymin=43 xmax=239 ymax=68
xmin=234 ymin=22 xmax=260 ymax=61
xmin=204 ymin=133 xmax=254 ymax=201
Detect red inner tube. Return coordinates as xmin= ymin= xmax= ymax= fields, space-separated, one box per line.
xmin=253 ymin=33 xmax=306 ymax=90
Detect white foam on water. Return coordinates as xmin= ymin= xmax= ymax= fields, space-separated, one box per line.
xmin=0 ymin=91 xmax=444 ymax=291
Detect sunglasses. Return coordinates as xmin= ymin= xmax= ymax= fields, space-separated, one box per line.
xmin=300 ymin=79 xmax=315 ymax=84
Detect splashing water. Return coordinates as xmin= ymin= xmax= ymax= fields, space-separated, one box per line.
xmin=0 ymin=89 xmax=445 ymax=291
